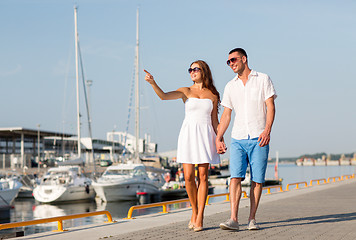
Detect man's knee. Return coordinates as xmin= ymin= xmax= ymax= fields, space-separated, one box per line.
xmin=251 ymin=181 xmax=263 ymax=189
xmin=229 ymin=178 xmax=244 ymax=189
xmin=230 ymin=177 xmax=243 ymax=184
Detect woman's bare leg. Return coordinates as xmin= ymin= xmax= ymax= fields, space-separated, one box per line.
xmin=195 ymin=163 xmax=209 ymax=228
xmin=183 ymin=163 xmax=198 ymax=225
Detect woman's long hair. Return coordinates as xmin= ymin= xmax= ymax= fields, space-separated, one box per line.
xmin=191 ymin=60 xmax=221 ymax=110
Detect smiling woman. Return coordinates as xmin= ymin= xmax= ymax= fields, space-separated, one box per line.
xmin=144 ymin=60 xmax=221 ymax=231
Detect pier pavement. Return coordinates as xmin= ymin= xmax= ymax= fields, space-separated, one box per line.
xmin=15 ymin=178 xmax=356 ymax=240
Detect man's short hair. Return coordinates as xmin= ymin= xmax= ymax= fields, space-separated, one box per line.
xmin=229 ymin=48 xmax=248 ymax=59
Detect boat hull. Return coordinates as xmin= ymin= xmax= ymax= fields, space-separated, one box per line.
xmin=0 ymin=188 xmax=20 ymax=206
xmin=0 ymin=179 xmax=22 ymax=206
xmin=93 ymin=180 xmax=159 ymax=202
xmin=33 ymin=185 xmax=95 ymax=203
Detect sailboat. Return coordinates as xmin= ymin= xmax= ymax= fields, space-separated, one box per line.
xmin=0 ymin=172 xmax=22 ymax=207
xmin=33 ymin=6 xmax=95 ymax=203
xmin=93 ymin=9 xmax=164 ymax=202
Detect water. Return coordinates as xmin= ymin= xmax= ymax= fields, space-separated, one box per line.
xmin=6 ymin=164 xmax=356 ymax=236
xmin=265 ymin=163 xmax=356 ymax=189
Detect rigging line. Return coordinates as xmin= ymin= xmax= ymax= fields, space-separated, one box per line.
xmin=77 ymin=40 xmax=95 ymax=171
xmin=122 ymin=62 xmax=136 ymax=156
xmin=77 ymin=41 xmax=91 ymax=130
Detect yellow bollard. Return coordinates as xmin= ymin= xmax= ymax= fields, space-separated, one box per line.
xmin=53 ymin=220 xmax=66 ymax=232
xmin=161 ymin=204 xmax=168 ymax=214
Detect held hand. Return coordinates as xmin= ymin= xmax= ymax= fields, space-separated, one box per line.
xmin=144 ymin=69 xmax=155 ymax=84
xmin=257 ymin=130 xmax=270 ymax=147
xmin=216 ymin=139 xmax=227 ymax=154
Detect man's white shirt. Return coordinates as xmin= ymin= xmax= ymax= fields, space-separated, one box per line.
xmin=221 ymin=70 xmax=277 ymax=140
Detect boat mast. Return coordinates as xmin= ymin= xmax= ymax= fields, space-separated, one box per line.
xmin=74 ymin=6 xmax=81 ymax=157
xmin=134 ymin=8 xmax=140 ymax=163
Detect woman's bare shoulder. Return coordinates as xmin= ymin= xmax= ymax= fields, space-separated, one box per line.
xmin=211 ymin=93 xmax=218 ymax=100
xmin=203 ymin=89 xmax=218 ymax=100
xmin=176 ymin=87 xmax=190 ymax=93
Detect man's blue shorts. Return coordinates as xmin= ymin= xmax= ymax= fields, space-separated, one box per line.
xmin=230 ymin=137 xmax=269 ymax=183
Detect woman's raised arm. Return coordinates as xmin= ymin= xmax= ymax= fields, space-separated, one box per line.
xmin=144 ymin=69 xmax=186 ymax=100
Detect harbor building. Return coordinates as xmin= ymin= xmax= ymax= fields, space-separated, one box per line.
xmin=0 ymin=127 xmax=74 ymax=169
xmin=0 ymin=127 xmax=125 ymax=169
xmin=106 ymin=131 xmax=158 ymax=155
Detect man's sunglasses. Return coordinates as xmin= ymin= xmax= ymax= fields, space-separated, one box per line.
xmin=226 ymin=57 xmax=241 ymax=66
xmin=188 ymin=67 xmax=201 ymax=73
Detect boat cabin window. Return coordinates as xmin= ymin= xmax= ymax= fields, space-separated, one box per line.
xmin=41 ymin=171 xmax=73 ymax=185
xmin=133 ymin=169 xmax=147 ymax=177
xmin=49 ymin=171 xmax=70 ymax=176
xmin=104 ymin=169 xmax=133 ymax=176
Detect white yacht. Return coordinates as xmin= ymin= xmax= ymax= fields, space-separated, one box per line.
xmin=33 ymin=166 xmax=95 ymax=203
xmin=0 ymin=175 xmax=22 ymax=207
xmin=92 ymin=163 xmax=163 ymax=202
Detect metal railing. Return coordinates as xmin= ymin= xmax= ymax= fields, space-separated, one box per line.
xmin=125 ymin=198 xmax=191 ymax=219
xmin=341 ymin=174 xmax=354 ymax=180
xmin=0 ymin=210 xmax=114 ymax=232
xmin=286 ymin=181 xmax=308 ymax=191
xmin=263 ymin=185 xmax=283 ymax=194
xmin=309 ymin=178 xmax=326 ymax=186
xmin=205 ymin=191 xmax=248 ymax=205
xmin=327 ymin=176 xmax=341 ymax=183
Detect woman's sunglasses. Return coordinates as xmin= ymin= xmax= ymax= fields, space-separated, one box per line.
xmin=188 ymin=67 xmax=201 ymax=73
xmin=226 ymin=57 xmax=241 ymax=66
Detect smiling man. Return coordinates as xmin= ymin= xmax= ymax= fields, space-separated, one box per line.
xmin=216 ymin=48 xmax=277 ymax=231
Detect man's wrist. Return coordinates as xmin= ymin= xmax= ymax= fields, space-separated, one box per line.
xmin=264 ymin=127 xmax=271 ymax=134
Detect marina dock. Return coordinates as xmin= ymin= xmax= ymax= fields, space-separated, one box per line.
xmin=11 ymin=176 xmax=356 ymax=240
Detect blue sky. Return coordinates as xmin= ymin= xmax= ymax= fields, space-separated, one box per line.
xmin=1 ymin=0 xmax=355 ymax=158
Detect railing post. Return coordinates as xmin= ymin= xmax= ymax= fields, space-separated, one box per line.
xmin=126 ymin=207 xmax=134 ymax=219
xmin=57 ymin=220 xmax=64 ymax=232
xmin=242 ymin=191 xmax=248 ymax=198
xmin=162 ymin=204 xmax=168 ymax=214
xmin=105 ymin=211 xmax=114 ymax=223
xmin=205 ymin=196 xmax=210 ymax=205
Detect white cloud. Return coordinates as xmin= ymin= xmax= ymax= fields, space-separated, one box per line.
xmin=0 ymin=65 xmax=22 ymax=76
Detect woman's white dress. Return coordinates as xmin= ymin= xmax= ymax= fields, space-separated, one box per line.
xmin=176 ymin=98 xmax=220 ymax=164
